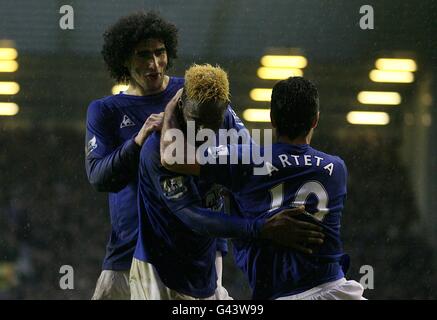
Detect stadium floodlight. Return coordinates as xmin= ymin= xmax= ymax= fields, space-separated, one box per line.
xmin=250 ymin=88 xmax=272 ymax=102
xmin=260 ymin=55 xmax=308 ymax=69
xmin=375 ymin=58 xmax=417 ymax=72
xmin=0 ymin=48 xmax=18 ymax=60
xmin=357 ymin=91 xmax=401 ymax=105
xmin=347 ymin=111 xmax=390 ymax=125
xmin=111 ymin=84 xmax=129 ymax=95
xmin=242 ymin=108 xmax=271 ymax=122
xmin=0 ymin=60 xmax=18 ymax=72
xmin=257 ymin=67 xmax=303 ymax=80
xmin=369 ymin=70 xmax=414 ymax=83
xmin=0 ymin=102 xmax=19 ymax=116
xmin=0 ymin=81 xmax=20 ymax=95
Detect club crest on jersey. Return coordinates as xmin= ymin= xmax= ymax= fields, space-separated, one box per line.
xmin=161 ymin=176 xmax=188 ymax=199
xmin=86 ymin=136 xmax=98 ymax=156
xmin=120 ymin=115 xmax=135 ymax=128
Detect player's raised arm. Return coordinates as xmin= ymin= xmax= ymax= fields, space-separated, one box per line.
xmin=160 ymin=88 xmax=201 ymax=176
xmin=85 ymin=100 xmax=139 ymax=192
xmin=85 ymin=100 xmax=162 ymax=192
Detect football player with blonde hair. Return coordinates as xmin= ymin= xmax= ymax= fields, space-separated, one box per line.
xmin=130 ymin=64 xmax=324 ymax=299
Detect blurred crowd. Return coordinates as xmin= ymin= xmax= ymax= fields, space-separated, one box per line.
xmin=0 ymin=128 xmax=108 ymax=299
xmin=0 ymin=127 xmax=435 ymax=299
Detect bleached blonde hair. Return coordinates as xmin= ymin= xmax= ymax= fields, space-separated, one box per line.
xmin=184 ymin=63 xmax=230 ymax=104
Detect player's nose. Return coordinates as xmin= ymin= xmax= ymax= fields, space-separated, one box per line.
xmin=148 ymin=55 xmax=159 ymax=71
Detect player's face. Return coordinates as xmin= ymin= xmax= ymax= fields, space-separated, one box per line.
xmin=127 ymin=38 xmax=168 ymax=94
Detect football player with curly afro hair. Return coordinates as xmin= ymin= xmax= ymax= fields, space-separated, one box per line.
xmin=101 ymin=11 xmax=178 ymax=89
xmin=85 ymin=11 xmax=185 ymax=300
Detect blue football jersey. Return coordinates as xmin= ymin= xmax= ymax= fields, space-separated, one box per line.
xmin=200 ymin=142 xmax=348 ymax=299
xmin=85 ymin=77 xmax=184 ymax=270
xmin=133 ymin=107 xmax=251 ymax=298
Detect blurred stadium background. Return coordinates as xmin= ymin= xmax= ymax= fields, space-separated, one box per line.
xmin=0 ymin=0 xmax=436 ymax=299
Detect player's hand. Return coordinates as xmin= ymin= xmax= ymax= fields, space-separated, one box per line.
xmin=165 ymin=88 xmax=183 ymax=114
xmin=134 ymin=112 xmax=164 ymax=146
xmin=163 ymin=88 xmax=183 ymax=125
xmin=260 ymin=206 xmax=325 ymax=254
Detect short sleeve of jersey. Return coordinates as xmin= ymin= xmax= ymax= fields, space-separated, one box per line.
xmin=221 ymin=106 xmax=253 ymax=145
xmin=141 ymin=134 xmax=202 ymax=213
xmin=85 ymin=100 xmax=116 ymax=158
xmin=223 ymin=106 xmax=246 ymax=131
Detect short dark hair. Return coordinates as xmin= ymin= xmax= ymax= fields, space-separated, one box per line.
xmin=101 ymin=11 xmax=178 ymax=83
xmin=270 ymin=77 xmax=319 ymax=140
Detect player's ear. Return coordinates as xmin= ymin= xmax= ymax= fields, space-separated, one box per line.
xmin=270 ymin=110 xmax=277 ymax=128
xmin=312 ymin=112 xmax=320 ymax=129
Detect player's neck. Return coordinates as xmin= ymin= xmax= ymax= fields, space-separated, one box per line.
xmin=277 ymin=127 xmax=315 ymax=145
xmin=277 ymin=134 xmax=311 ymax=145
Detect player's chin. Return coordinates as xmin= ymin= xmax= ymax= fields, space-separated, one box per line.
xmin=145 ymin=76 xmax=163 ymax=90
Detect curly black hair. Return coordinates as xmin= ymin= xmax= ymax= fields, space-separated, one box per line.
xmin=271 ymin=77 xmax=319 ymax=140
xmin=101 ymin=11 xmax=178 ymax=83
